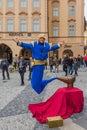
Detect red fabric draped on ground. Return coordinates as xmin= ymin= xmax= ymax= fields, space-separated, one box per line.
xmin=28 ymin=87 xmax=84 ymax=123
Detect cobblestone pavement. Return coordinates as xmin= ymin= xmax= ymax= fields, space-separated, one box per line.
xmin=0 ymin=66 xmax=87 ymax=130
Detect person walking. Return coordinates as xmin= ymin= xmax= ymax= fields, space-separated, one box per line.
xmin=28 ymin=57 xmax=33 ymax=80
xmin=13 ymin=35 xmax=63 ymax=94
xmin=62 ymin=55 xmax=69 ymax=76
xmin=68 ymin=56 xmax=74 ymax=75
xmin=49 ymin=57 xmax=54 ymax=72
xmin=73 ymin=57 xmax=79 ymax=76
xmin=13 ymin=54 xmax=18 ymax=70
xmin=18 ymin=56 xmax=27 ymax=85
xmin=1 ymin=56 xmax=10 ymax=80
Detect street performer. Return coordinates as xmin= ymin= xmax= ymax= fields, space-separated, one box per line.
xmin=13 ymin=35 xmax=62 ymax=94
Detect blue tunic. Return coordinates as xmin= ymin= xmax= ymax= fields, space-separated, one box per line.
xmin=19 ymin=41 xmax=60 ymax=94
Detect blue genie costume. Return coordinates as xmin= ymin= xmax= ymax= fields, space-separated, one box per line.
xmin=17 ymin=40 xmax=61 ymax=94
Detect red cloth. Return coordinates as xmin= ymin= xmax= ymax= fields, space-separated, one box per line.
xmin=28 ymin=87 xmax=84 ymax=123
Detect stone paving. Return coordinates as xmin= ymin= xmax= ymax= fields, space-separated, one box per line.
xmin=0 ymin=66 xmax=87 ymax=130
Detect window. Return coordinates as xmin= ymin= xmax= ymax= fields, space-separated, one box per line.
xmin=69 ymin=25 xmax=75 ymax=36
xmin=33 ymin=19 xmax=40 ymax=32
xmin=20 ymin=0 xmax=27 ymax=8
xmin=69 ymin=5 xmax=75 ymax=16
xmin=53 ymin=7 xmax=59 ymax=16
xmin=53 ymin=26 xmax=58 ymax=37
xmin=7 ymin=0 xmax=14 ymax=8
xmin=0 ymin=20 xmax=1 ymax=31
xmin=7 ymin=19 xmax=14 ymax=32
xmin=20 ymin=19 xmax=27 ymax=32
xmin=0 ymin=0 xmax=1 ymax=7
xmin=33 ymin=0 xmax=40 ymax=8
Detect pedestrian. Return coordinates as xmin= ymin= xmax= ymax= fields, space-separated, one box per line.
xmin=49 ymin=57 xmax=54 ymax=72
xmin=18 ymin=56 xmax=27 ymax=85
xmin=1 ymin=56 xmax=10 ymax=80
xmin=77 ymin=55 xmax=81 ymax=68
xmin=62 ymin=55 xmax=69 ymax=76
xmin=13 ymin=54 xmax=18 ymax=70
xmin=73 ymin=57 xmax=79 ymax=76
xmin=13 ymin=35 xmax=63 ymax=94
xmin=28 ymin=57 xmax=33 ymax=80
xmin=68 ymin=56 xmax=74 ymax=75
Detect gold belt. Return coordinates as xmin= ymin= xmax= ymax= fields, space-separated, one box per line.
xmin=32 ymin=59 xmax=46 ymax=66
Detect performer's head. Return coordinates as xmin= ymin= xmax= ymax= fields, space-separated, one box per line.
xmin=38 ymin=34 xmax=45 ymax=44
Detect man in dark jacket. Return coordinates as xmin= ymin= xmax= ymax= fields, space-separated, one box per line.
xmin=68 ymin=56 xmax=74 ymax=75
xmin=1 ymin=56 xmax=10 ymax=80
xmin=62 ymin=55 xmax=69 ymax=76
xmin=18 ymin=56 xmax=26 ymax=85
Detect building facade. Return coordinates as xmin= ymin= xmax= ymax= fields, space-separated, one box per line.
xmin=0 ymin=0 xmax=48 ymax=63
xmin=47 ymin=0 xmax=84 ymax=58
xmin=0 ymin=0 xmax=85 ymax=64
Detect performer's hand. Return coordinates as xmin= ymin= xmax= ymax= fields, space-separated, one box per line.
xmin=58 ymin=41 xmax=64 ymax=47
xmin=59 ymin=42 xmax=62 ymax=47
xmin=12 ymin=38 xmax=19 ymax=43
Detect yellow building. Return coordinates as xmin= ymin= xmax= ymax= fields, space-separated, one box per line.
xmin=0 ymin=0 xmax=48 ymax=63
xmin=0 ymin=0 xmax=85 ymax=64
xmin=47 ymin=0 xmax=84 ymax=58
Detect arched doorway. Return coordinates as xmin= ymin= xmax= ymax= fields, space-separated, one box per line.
xmin=63 ymin=49 xmax=73 ymax=57
xmin=19 ymin=49 xmax=32 ymax=60
xmin=0 ymin=44 xmax=12 ymax=64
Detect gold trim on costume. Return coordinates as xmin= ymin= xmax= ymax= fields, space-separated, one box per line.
xmin=32 ymin=59 xmax=46 ymax=66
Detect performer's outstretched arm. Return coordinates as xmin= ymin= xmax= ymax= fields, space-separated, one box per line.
xmin=13 ymin=38 xmax=33 ymax=50
xmin=18 ymin=42 xmax=33 ymax=50
xmin=49 ymin=43 xmax=62 ymax=51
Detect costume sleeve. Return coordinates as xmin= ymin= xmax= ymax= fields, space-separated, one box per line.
xmin=17 ymin=41 xmax=34 ymax=50
xmin=49 ymin=43 xmax=61 ymax=51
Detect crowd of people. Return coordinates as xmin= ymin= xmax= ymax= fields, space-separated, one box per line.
xmin=0 ymin=53 xmax=87 ymax=85
xmin=0 ymin=35 xmax=87 ymax=93
xmin=62 ymin=54 xmax=87 ymax=76
xmin=49 ymin=54 xmax=87 ymax=76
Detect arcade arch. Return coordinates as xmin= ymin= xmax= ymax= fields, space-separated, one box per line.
xmin=63 ymin=49 xmax=73 ymax=57
xmin=19 ymin=48 xmax=32 ymax=60
xmin=0 ymin=43 xmax=12 ymax=64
